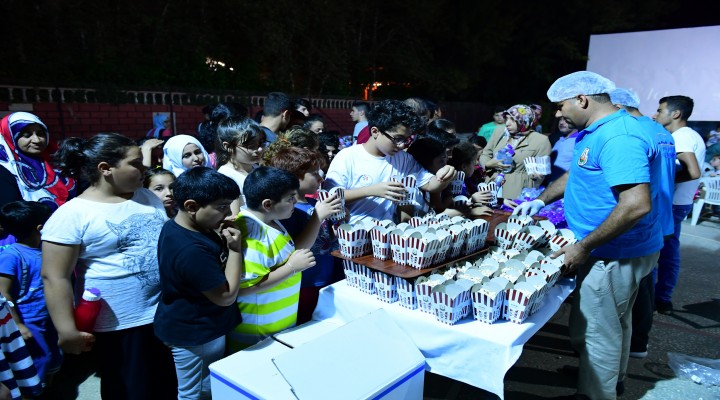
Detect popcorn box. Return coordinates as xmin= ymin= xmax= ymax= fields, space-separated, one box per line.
xmin=549 ymin=234 xmax=576 ymax=252
xmin=447 ymin=225 xmax=468 ymax=259
xmin=489 ymin=276 xmax=513 ymax=291
xmin=511 ymin=226 xmax=544 ymax=252
xmin=453 ymin=195 xmax=470 ymax=208
xmin=432 ymin=230 xmax=452 ymax=265
xmin=503 ymin=282 xmax=539 ymax=324
xmin=408 ymin=216 xmax=424 ymax=228
xmin=450 ymin=171 xmax=466 ymax=195
xmin=457 ymin=268 xmax=489 ymax=285
xmin=317 ymin=187 xmax=346 ymax=221
xmin=337 ymin=223 xmax=369 ymax=258
xmin=373 ymin=271 xmax=398 ymax=303
xmin=415 ymin=275 xmax=446 ymax=314
xmin=535 ymin=220 xmax=557 ymax=247
xmin=540 ymin=263 xmax=562 ymax=287
xmin=471 ymin=281 xmax=506 ymax=324
xmin=494 ymin=222 xmax=523 ymax=250
xmin=507 ymin=215 xmax=534 ymax=227
xmin=389 ymin=229 xmax=409 ymax=265
xmin=431 ymin=279 xmax=474 ymax=325
xmin=369 ymin=226 xmax=392 ymax=260
xmin=396 ymin=277 xmax=418 ymax=309
xmin=342 ymin=259 xmax=359 ymax=288
xmin=477 ymin=181 xmax=499 ymax=207
xmin=463 ymin=219 xmax=489 ymax=253
xmin=407 ymin=232 xmax=439 ymax=269
xmin=525 ymin=275 xmax=550 ymax=312
xmin=355 ymin=264 xmax=375 ymax=294
xmin=478 ymin=258 xmax=500 ymax=279
xmin=392 ymin=175 xmax=417 ymax=206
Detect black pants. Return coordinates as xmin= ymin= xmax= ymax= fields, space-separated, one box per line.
xmin=630 ymin=272 xmax=655 ymax=352
xmin=44 ymin=324 xmax=177 ymax=400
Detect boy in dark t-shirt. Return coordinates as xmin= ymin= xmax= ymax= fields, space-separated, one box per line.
xmin=154 ymin=167 xmax=243 ymax=400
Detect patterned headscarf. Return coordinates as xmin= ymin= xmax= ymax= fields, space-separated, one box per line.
xmin=0 ymin=112 xmax=75 ymax=210
xmin=162 ymin=134 xmax=211 ymax=177
xmin=503 ymin=104 xmax=542 ymax=133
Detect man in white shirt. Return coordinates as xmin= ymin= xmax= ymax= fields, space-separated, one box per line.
xmin=652 ymin=95 xmax=706 ymax=314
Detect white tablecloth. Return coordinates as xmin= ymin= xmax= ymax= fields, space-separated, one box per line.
xmin=312 ymin=278 xmax=576 ymax=399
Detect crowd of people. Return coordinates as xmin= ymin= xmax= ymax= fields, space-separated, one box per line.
xmin=0 ymin=72 xmax=712 ymax=399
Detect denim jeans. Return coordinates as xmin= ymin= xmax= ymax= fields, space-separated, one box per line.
xmin=171 ymin=335 xmax=226 ymax=400
xmin=653 ymin=204 xmax=693 ymax=303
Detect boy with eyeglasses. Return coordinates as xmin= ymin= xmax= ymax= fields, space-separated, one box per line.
xmin=325 ymin=99 xmax=456 ymax=223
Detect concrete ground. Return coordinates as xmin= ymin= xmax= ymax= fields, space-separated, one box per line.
xmin=76 ymin=218 xmax=720 ymax=399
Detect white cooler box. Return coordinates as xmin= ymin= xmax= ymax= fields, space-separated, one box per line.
xmin=210 ymin=309 xmax=425 ymax=399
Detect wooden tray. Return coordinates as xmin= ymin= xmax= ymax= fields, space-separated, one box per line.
xmin=331 ymin=210 xmax=543 ymax=279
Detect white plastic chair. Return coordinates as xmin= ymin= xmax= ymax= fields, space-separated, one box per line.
xmin=691 ymin=177 xmax=720 ymax=225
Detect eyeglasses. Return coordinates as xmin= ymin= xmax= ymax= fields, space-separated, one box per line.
xmin=380 ymin=131 xmax=414 ymax=147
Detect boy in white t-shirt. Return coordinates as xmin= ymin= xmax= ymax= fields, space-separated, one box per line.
xmin=325 ymin=100 xmax=456 ymax=224
xmin=652 ymin=95 xmax=706 ymax=315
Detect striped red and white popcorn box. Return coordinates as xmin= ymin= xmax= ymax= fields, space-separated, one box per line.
xmin=452 ymin=195 xmax=470 ymax=208
xmin=406 ymin=232 xmax=440 ymax=269
xmin=535 ymin=220 xmax=557 ymax=247
xmin=548 ymin=235 xmax=574 ymax=252
xmin=494 ymin=222 xmax=521 ymax=250
xmin=507 ymin=215 xmax=534 ymax=228
xmin=447 ymin=225 xmax=468 ymax=259
xmin=317 ymin=187 xmax=347 ymax=221
xmin=396 ymin=277 xmax=418 ymax=309
xmin=540 ymin=263 xmax=562 ymax=287
xmin=457 ymin=268 xmax=489 ymax=285
xmin=431 ymin=279 xmax=474 ymax=325
xmin=373 ymin=271 xmax=398 ymax=303
xmin=342 ymin=259 xmax=359 ymax=288
xmin=471 ymin=281 xmax=506 ymax=324
xmin=389 ymin=229 xmax=409 ymax=265
xmin=450 ymin=171 xmax=466 ymax=195
xmin=408 ymin=216 xmax=424 ymax=227
xmin=355 ymin=264 xmax=375 ymax=295
xmin=337 ymin=223 xmax=370 ymax=258
xmin=503 ymin=282 xmax=539 ymax=324
xmin=477 ymin=181 xmax=499 ymax=207
xmin=369 ymin=226 xmax=391 ymax=260
xmin=391 ymin=175 xmax=417 ymax=206
xmin=431 ymin=230 xmax=452 ymax=265
xmin=415 ymin=275 xmax=446 ymax=314
xmin=525 ymin=275 xmax=550 ymax=313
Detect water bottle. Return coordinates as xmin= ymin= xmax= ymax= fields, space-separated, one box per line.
xmin=497 ymin=144 xmax=514 ymax=172
xmin=494 ymin=173 xmax=505 ymax=187
xmin=74 ymin=288 xmax=102 ymax=333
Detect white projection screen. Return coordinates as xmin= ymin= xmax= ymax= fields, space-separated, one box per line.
xmin=587 ymin=25 xmax=720 ymax=122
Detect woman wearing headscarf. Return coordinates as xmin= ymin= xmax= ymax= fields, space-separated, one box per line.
xmin=146 ymin=114 xmax=173 ymax=139
xmin=0 ymin=112 xmax=75 ymax=212
xmin=479 ymin=104 xmax=551 ymax=202
xmin=162 ymin=135 xmax=211 ymax=177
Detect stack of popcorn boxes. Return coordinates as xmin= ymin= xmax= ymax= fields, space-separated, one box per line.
xmin=337 ymin=215 xmax=573 ymax=325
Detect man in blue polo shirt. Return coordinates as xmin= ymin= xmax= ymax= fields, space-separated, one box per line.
xmin=515 ymin=71 xmax=664 ymax=400
xmin=610 ymin=87 xmax=677 ymax=360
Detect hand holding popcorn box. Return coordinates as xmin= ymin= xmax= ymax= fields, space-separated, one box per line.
xmin=373 ymin=271 xmax=397 ymax=303
xmin=471 ymin=281 xmax=506 ymax=324
xmin=478 ymin=181 xmax=499 ymax=207
xmin=369 ymin=226 xmax=392 ymax=260
xmin=337 ymin=223 xmax=369 ymax=258
xmin=317 ymin=187 xmax=346 ymax=221
xmin=450 ymin=171 xmax=466 ymax=195
xmin=431 ymin=279 xmax=474 ymax=325
xmin=391 ymin=175 xmax=417 ymax=206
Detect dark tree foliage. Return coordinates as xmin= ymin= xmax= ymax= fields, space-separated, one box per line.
xmin=0 ymin=0 xmax=716 ymax=104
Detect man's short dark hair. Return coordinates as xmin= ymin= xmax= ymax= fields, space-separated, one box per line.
xmin=295 ymin=98 xmax=312 ymax=111
xmin=425 ymin=123 xmax=460 ymax=149
xmin=449 ymin=142 xmax=479 ymax=169
xmin=263 ymin=92 xmax=293 ymax=117
xmin=351 ymin=101 xmax=370 ymax=114
xmin=0 ymin=201 xmax=53 ymax=239
xmin=366 ymin=100 xmax=425 ymax=135
xmin=172 ymin=167 xmax=240 ymax=211
xmin=318 ymin=131 xmax=339 ymax=149
xmin=660 ymin=95 xmax=694 ymax=121
xmin=243 ymin=166 xmax=300 ymax=210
